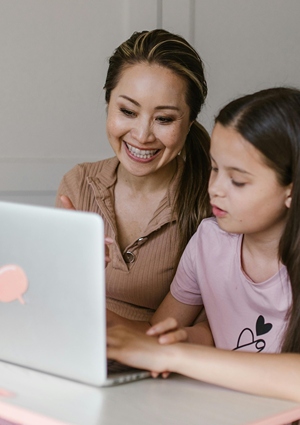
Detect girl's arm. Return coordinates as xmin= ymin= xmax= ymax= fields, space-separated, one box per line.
xmin=107 ymin=291 xmax=200 ymax=330
xmin=107 ymin=325 xmax=300 ymax=403
xmin=147 ymin=292 xmax=213 ymax=345
xmin=107 ymin=292 xmax=213 ymax=345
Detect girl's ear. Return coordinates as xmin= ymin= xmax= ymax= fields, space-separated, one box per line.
xmin=285 ymin=184 xmax=293 ymax=209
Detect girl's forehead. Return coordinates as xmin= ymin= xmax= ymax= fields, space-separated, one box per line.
xmin=210 ymin=123 xmax=267 ymax=169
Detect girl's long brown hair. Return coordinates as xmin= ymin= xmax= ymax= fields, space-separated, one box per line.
xmin=215 ymin=87 xmax=300 ymax=353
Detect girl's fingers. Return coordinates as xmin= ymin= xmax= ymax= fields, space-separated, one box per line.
xmin=146 ymin=317 xmax=179 ymax=336
xmin=158 ymin=329 xmax=188 ymax=345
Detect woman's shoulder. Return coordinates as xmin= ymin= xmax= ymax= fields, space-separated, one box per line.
xmin=77 ymin=156 xmax=118 ymax=176
xmin=63 ymin=157 xmax=119 ymax=181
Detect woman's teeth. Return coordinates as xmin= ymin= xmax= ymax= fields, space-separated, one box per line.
xmin=126 ymin=143 xmax=158 ymax=159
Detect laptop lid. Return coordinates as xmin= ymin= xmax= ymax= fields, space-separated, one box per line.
xmin=0 ymin=201 xmax=147 ymax=387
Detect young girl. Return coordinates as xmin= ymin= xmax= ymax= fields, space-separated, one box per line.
xmin=107 ymin=87 xmax=300 ymax=403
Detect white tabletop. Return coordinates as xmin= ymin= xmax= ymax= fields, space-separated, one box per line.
xmin=0 ymin=361 xmax=300 ymax=425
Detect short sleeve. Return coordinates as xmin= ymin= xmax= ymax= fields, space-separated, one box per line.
xmin=170 ymin=228 xmax=203 ymax=306
xmin=55 ymin=164 xmax=85 ymax=209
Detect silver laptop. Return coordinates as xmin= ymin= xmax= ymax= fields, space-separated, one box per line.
xmin=0 ymin=201 xmax=150 ymax=386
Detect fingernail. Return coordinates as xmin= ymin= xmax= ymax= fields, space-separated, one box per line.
xmin=158 ymin=335 xmax=167 ymax=344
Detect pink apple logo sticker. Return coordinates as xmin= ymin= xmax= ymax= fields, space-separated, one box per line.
xmin=0 ymin=264 xmax=28 ymax=304
xmin=0 ymin=388 xmax=15 ymax=397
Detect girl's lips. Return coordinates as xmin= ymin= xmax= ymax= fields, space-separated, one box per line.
xmin=212 ymin=205 xmax=227 ymax=218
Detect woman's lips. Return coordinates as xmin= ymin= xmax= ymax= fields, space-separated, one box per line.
xmin=124 ymin=142 xmax=160 ymax=162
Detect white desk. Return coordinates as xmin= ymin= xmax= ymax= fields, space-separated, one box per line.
xmin=0 ymin=361 xmax=300 ymax=425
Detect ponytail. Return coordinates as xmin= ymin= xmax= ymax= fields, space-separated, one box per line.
xmin=175 ymin=120 xmax=211 ymax=257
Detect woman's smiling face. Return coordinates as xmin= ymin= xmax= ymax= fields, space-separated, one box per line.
xmin=106 ymin=62 xmax=192 ymax=177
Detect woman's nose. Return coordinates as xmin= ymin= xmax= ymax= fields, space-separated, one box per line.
xmin=131 ymin=119 xmax=156 ymax=144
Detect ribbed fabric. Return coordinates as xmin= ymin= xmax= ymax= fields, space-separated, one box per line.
xmin=56 ymin=156 xmax=184 ymax=321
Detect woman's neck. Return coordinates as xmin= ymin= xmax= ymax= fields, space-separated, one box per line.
xmin=116 ymin=159 xmax=177 ymax=195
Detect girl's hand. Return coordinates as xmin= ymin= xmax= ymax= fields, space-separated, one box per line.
xmin=146 ymin=318 xmax=188 ymax=378
xmin=147 ymin=317 xmax=188 ymax=345
xmin=107 ymin=325 xmax=172 ymax=377
xmin=59 ymin=195 xmax=113 ymax=266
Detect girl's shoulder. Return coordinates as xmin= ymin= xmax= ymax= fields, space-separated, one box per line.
xmin=195 ymin=217 xmax=240 ymax=246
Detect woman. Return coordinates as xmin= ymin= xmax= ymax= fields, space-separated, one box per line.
xmin=56 ymin=29 xmax=211 ymax=324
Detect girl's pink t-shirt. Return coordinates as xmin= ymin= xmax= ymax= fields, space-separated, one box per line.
xmin=170 ymin=218 xmax=291 ymax=353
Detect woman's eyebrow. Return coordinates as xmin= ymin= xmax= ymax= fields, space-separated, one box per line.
xmin=119 ymin=95 xmax=140 ymax=106
xmin=119 ymin=95 xmax=180 ymax=111
xmin=155 ymin=105 xmax=180 ymax=111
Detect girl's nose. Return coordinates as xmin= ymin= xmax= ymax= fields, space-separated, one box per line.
xmin=208 ymin=172 xmax=226 ymax=198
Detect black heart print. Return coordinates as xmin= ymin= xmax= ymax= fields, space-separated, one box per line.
xmin=256 ymin=315 xmax=272 ymax=336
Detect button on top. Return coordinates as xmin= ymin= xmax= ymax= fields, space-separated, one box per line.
xmin=123 ymin=251 xmax=135 ymax=263
xmin=136 ymin=237 xmax=147 ymax=246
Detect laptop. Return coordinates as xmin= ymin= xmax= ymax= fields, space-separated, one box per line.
xmin=0 ymin=201 xmax=150 ymax=386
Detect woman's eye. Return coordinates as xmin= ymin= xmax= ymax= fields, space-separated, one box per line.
xmin=156 ymin=116 xmax=173 ymax=124
xmin=120 ymin=108 xmax=136 ymax=117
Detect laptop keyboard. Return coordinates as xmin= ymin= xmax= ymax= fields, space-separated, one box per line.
xmin=107 ymin=359 xmax=142 ymax=374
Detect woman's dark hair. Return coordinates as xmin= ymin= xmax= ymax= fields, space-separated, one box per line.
xmin=215 ymin=86 xmax=300 ymax=353
xmin=104 ymin=29 xmax=211 ymax=256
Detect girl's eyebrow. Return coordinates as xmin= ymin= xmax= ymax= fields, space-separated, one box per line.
xmin=210 ymin=154 xmax=253 ymax=175
xmin=119 ymin=95 xmax=180 ymax=111
xmin=227 ymin=166 xmax=253 ymax=176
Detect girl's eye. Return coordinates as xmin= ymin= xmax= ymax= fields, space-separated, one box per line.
xmin=211 ymin=166 xmax=218 ymax=173
xmin=232 ymin=180 xmax=246 ymax=187
xmin=156 ymin=116 xmax=173 ymax=124
xmin=120 ymin=108 xmax=136 ymax=117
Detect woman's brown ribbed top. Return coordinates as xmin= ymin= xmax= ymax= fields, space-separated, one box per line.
xmin=56 ymin=156 xmax=184 ymax=321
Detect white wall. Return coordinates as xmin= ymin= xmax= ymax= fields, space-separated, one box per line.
xmin=1 ymin=0 xmax=300 ymax=206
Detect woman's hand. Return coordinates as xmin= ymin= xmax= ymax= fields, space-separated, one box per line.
xmin=59 ymin=195 xmax=113 ymax=266
xmin=60 ymin=195 xmax=75 ymax=210
xmin=104 ymin=237 xmax=113 ymax=266
xmin=147 ymin=317 xmax=188 ymax=344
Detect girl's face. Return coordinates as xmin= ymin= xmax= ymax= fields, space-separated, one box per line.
xmin=209 ymin=123 xmax=292 ymax=237
xmin=106 ymin=63 xmax=191 ymax=178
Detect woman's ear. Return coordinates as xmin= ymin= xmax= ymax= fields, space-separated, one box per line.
xmin=285 ymin=184 xmax=293 ymax=209
xmin=189 ymin=121 xmax=195 ymax=133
